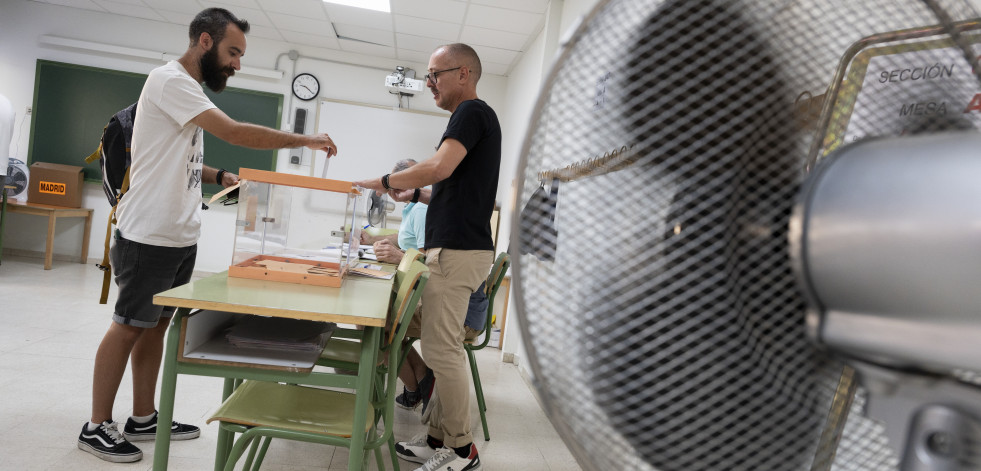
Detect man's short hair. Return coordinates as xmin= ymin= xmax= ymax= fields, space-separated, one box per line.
xmin=393 ymin=159 xmax=417 ymax=173
xmin=441 ymin=43 xmax=482 ymax=83
xmin=190 ymin=8 xmax=250 ymax=46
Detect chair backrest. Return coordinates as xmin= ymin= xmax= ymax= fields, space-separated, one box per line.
xmin=389 ymin=259 xmax=428 ymax=352
xmin=472 ymin=252 xmax=511 ymax=349
xmin=396 ymin=248 xmax=425 ymax=275
xmin=387 ymin=250 xmax=426 ymax=345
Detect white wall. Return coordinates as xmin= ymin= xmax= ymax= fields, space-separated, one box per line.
xmin=497 ymin=0 xmax=602 ymax=371
xmin=0 ymin=0 xmax=506 ymax=273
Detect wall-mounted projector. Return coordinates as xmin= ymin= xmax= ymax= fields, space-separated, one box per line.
xmin=385 ymin=66 xmax=425 ymax=95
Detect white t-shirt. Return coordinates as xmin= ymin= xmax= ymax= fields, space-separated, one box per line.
xmin=117 ymin=61 xmax=216 ymax=247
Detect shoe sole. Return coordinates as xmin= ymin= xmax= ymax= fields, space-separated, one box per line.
xmin=77 ymin=441 xmax=143 ymax=463
xmin=123 ymin=429 xmax=201 ymax=442
xmin=394 ymin=448 xmax=432 ymax=464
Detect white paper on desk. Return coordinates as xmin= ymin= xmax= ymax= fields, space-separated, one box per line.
xmin=360 ymin=252 xmax=378 ymax=261
xmin=349 ymin=264 xmax=394 ymax=279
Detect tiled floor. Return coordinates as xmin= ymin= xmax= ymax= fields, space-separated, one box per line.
xmin=0 ymin=254 xmax=582 ymax=471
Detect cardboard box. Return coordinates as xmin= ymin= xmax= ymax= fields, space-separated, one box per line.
xmin=28 ymin=162 xmax=84 ymax=207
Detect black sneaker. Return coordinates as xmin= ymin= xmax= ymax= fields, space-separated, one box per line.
xmin=77 ymin=421 xmax=143 ymax=463
xmin=123 ymin=411 xmax=201 ymax=442
xmin=418 ymin=368 xmax=436 ymax=420
xmin=395 ymin=386 xmax=422 ymax=410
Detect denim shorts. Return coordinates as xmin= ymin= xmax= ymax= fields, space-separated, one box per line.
xmin=110 ymin=233 xmax=197 ymax=328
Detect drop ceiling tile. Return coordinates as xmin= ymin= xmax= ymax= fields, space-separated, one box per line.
xmin=395 ymin=33 xmax=446 ymax=54
xmin=145 ymin=0 xmax=201 ymax=15
xmin=245 ymin=23 xmax=284 ymax=41
xmin=323 ymin=3 xmax=392 ymax=30
xmin=395 ymin=14 xmax=458 ymax=41
xmin=90 ymin=0 xmax=165 ymax=21
xmin=391 ymin=0 xmax=465 ymax=24
xmin=397 ymin=48 xmax=432 ymax=64
xmin=460 ymin=25 xmax=527 ymax=51
xmin=337 ymin=38 xmax=396 ymax=59
xmin=257 ymin=0 xmax=327 ymax=19
xmin=471 ymin=0 xmax=549 ymax=14
xmin=470 ymin=44 xmax=518 ymax=65
xmin=279 ymin=29 xmax=341 ymax=49
xmin=465 ymin=4 xmax=543 ymax=35
xmin=32 ymin=0 xmax=104 ymax=11
xmin=268 ymin=11 xmax=337 ymax=36
xmin=203 ymin=0 xmax=260 ymax=8
xmin=98 ymin=0 xmax=142 ymax=6
xmin=154 ymin=9 xmax=197 ymax=25
xmin=481 ymin=61 xmax=509 ymax=76
xmin=142 ymin=0 xmax=201 ymax=14
xmin=334 ymin=23 xmax=395 ymax=47
xmin=209 ymin=3 xmax=273 ymax=27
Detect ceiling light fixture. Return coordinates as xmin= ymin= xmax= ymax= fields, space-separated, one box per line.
xmin=322 ymin=0 xmax=390 ymax=13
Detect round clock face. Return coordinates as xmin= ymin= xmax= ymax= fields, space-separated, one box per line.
xmin=292 ymin=73 xmax=319 ymax=101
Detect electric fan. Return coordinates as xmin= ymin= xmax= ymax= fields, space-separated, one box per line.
xmin=365 ymin=189 xmax=394 ymax=228
xmin=5 ymin=158 xmax=28 ymax=200
xmin=511 ymin=1 xmax=981 ymax=470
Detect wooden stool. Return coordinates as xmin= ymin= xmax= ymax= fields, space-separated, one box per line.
xmin=3 ymin=200 xmax=93 ymax=269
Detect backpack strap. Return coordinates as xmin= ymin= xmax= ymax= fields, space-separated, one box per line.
xmin=84 ymin=126 xmax=106 ymax=165
xmin=96 ymin=168 xmax=131 ymax=304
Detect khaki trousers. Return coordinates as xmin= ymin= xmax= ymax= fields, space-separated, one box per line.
xmin=420 ymin=248 xmax=493 ymax=447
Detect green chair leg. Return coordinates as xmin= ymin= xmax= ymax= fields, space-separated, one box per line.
xmin=467 ymin=348 xmax=490 ymax=440
xmin=388 ymin=435 xmax=400 ymax=471
xmin=242 ymin=437 xmax=261 ymax=471
xmin=252 ymin=437 xmax=272 ymax=470
xmin=224 ymin=435 xmax=258 ymax=471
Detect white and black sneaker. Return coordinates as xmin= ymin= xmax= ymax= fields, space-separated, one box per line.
xmin=413 ymin=444 xmax=481 ymax=471
xmin=77 ymin=421 xmax=143 ymax=463
xmin=395 ymin=433 xmax=439 ymax=464
xmin=122 ymin=411 xmax=201 ymax=441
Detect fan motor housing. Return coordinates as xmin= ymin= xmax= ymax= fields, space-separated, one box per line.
xmin=791 ymin=131 xmax=981 ymax=375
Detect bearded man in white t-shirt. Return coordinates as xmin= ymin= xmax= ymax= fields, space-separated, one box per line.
xmin=77 ymin=8 xmax=339 ymax=463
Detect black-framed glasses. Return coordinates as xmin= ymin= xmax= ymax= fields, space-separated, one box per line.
xmin=425 ymin=67 xmax=462 ymax=84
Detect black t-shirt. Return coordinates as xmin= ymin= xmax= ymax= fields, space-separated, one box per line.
xmin=424 ymin=99 xmax=501 ymax=251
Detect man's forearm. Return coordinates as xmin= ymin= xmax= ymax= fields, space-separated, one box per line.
xmin=227 ymin=123 xmax=308 ymax=149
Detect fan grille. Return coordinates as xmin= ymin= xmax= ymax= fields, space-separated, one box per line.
xmin=512 ymin=0 xmax=981 ymax=470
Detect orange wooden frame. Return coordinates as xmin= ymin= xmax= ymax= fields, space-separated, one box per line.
xmin=229 ymin=254 xmax=345 ymax=288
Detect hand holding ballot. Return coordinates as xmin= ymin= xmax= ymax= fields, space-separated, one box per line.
xmin=307 ymin=132 xmax=338 ymax=158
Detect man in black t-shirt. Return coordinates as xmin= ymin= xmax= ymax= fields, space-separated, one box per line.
xmin=355 ymin=43 xmax=499 ymax=471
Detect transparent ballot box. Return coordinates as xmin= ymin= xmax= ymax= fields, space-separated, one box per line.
xmin=229 ymin=168 xmax=363 ymax=287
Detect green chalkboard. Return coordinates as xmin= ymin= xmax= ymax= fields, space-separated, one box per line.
xmin=28 ymin=60 xmax=281 ymax=196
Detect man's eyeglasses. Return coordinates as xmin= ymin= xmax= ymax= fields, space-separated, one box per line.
xmin=425 ymin=67 xmax=462 ymax=84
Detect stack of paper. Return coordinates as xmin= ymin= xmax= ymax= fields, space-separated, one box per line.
xmin=226 ymin=316 xmax=335 ymax=352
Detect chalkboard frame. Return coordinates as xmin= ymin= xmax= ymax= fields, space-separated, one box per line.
xmin=28 ymin=59 xmax=282 ymax=196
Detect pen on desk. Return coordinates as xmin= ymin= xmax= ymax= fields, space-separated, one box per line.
xmin=363 ymin=224 xmax=370 ymax=229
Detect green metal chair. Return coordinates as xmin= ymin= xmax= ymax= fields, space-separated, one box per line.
xmin=464 ymin=252 xmax=510 ymax=440
xmin=207 ymin=258 xmax=430 ymax=471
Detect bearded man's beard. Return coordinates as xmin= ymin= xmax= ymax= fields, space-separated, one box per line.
xmin=201 ymin=46 xmax=234 ymax=92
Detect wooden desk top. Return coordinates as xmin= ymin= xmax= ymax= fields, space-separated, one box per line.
xmin=154 ymin=271 xmax=392 ymax=327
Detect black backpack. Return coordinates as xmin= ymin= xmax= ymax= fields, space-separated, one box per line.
xmin=84 ymin=102 xmax=137 ymax=304
xmin=86 ymin=102 xmax=137 ymax=206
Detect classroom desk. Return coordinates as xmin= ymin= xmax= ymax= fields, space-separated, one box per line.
xmin=152 ymin=271 xmax=394 ymax=471
xmin=2 ymin=200 xmax=93 ymax=269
